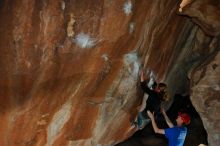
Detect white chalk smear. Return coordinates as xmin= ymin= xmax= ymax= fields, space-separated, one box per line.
xmin=74 ymin=33 xmax=97 ymax=48
xmin=123 ymin=0 xmax=132 ymax=16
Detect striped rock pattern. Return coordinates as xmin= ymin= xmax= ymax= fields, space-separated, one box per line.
xmin=0 ymin=0 xmax=219 ymax=146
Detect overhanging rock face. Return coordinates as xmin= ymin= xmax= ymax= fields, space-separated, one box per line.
xmin=0 ymin=0 xmax=219 ymax=146
xmin=179 ymin=0 xmax=220 ymax=36
xmin=191 ymin=52 xmax=220 ymax=146
xmin=178 ymin=0 xmax=220 ymax=145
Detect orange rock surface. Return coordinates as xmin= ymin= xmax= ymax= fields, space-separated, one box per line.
xmin=0 ymin=0 xmax=219 ymax=146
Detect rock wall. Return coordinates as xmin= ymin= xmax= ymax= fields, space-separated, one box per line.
xmin=0 ymin=0 xmax=219 ymax=146
xmin=177 ymin=0 xmax=220 ymax=145
xmin=191 ymin=52 xmax=220 ymax=146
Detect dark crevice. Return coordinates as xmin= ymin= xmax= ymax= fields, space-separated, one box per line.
xmin=116 ymin=94 xmax=208 ymax=146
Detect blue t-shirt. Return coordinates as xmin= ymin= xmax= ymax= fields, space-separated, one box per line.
xmin=165 ymin=126 xmax=187 ymax=146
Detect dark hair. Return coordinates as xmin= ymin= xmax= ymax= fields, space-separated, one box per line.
xmin=152 ymin=82 xmax=157 ymax=89
xmin=158 ymin=83 xmax=167 ymax=90
xmin=158 ymin=83 xmax=170 ymax=101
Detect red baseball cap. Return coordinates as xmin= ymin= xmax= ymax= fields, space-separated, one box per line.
xmin=178 ymin=112 xmax=191 ymax=125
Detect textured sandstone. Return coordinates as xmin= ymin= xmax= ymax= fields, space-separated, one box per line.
xmin=190 ymin=52 xmax=220 ymax=146
xmin=0 ymin=0 xmax=219 ymax=146
xmin=179 ymin=0 xmax=220 ymax=36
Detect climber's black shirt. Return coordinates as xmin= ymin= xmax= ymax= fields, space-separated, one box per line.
xmin=141 ymin=81 xmax=162 ymax=114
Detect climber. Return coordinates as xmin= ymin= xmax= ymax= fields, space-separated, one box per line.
xmin=147 ymin=108 xmax=190 ymax=146
xmin=131 ymin=69 xmax=170 ymax=129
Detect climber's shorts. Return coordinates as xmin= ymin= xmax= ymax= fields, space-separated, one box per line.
xmin=137 ymin=112 xmax=150 ymax=129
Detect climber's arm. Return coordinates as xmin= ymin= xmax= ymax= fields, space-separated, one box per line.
xmin=147 ymin=111 xmax=165 ymax=134
xmin=138 ymin=94 xmax=148 ymax=112
xmin=140 ymin=71 xmax=153 ymax=94
xmin=161 ymin=108 xmax=174 ymax=128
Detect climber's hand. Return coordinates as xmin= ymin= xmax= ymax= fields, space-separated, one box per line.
xmin=161 ymin=107 xmax=166 ymax=114
xmin=147 ymin=111 xmax=154 ymax=119
xmin=140 ymin=70 xmax=145 ymax=81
